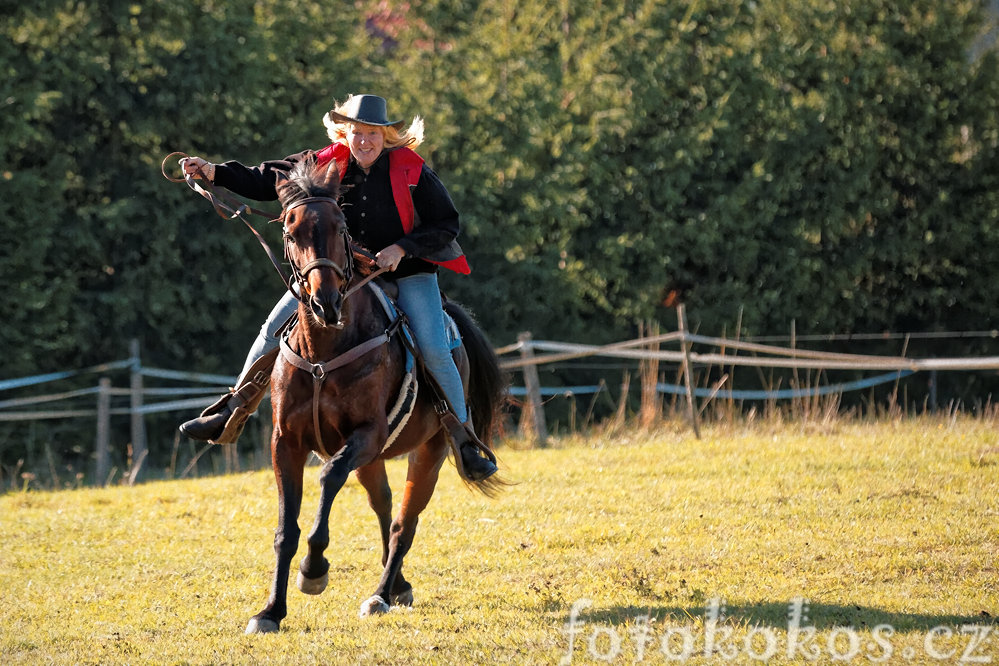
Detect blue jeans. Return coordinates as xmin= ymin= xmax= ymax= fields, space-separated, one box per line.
xmin=396 ymin=273 xmax=468 ymax=422
xmin=238 ymin=289 xmax=298 ymax=383
xmin=239 ymin=273 xmax=468 ymax=422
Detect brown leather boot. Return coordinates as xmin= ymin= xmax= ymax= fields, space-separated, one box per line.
xmin=178 ymin=349 xmax=277 ymax=445
xmin=179 ymin=393 xmax=235 ymax=442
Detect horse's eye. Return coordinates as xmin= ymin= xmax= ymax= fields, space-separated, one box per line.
xmin=284 ymin=232 xmax=296 ymax=245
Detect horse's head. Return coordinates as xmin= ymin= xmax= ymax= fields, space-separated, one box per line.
xmin=277 ymin=159 xmax=352 ymax=328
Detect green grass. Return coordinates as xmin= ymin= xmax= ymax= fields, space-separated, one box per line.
xmin=1 ymin=417 xmax=997 ymax=664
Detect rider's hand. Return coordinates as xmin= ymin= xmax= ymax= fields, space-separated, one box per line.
xmin=375 ymin=244 xmax=406 ymax=272
xmin=179 ymin=156 xmax=215 ymax=181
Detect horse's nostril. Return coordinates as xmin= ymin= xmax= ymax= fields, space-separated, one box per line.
xmin=310 ymin=293 xmax=342 ymax=326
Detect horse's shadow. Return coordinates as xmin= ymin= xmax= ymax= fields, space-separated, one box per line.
xmin=572 ymin=600 xmax=994 ymax=632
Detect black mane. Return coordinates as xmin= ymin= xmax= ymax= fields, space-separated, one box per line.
xmin=279 ymin=158 xmax=340 ymax=207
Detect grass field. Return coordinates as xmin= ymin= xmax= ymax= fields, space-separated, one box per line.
xmin=1 ymin=417 xmax=997 ymax=664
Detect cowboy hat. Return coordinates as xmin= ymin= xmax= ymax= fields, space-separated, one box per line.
xmin=326 ymin=94 xmax=404 ymax=128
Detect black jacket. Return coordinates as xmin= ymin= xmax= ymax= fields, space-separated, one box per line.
xmin=213 ymin=147 xmax=463 ymax=279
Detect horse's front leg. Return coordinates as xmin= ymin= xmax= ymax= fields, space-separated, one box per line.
xmin=298 ymin=423 xmax=384 ymax=595
xmin=246 ymin=438 xmax=309 ymax=635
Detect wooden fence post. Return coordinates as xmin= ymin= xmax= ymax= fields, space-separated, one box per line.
xmin=129 ymin=339 xmax=147 ymax=482
xmin=928 ymin=369 xmax=938 ymax=412
xmin=258 ymin=399 xmax=273 ymax=470
xmin=96 ymin=377 xmax=111 ymax=485
xmin=639 ymin=320 xmax=662 ymax=428
xmin=517 ymin=331 xmax=548 ymax=447
xmin=677 ymin=305 xmax=701 ymax=439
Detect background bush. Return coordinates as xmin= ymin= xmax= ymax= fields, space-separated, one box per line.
xmin=2 ymin=0 xmax=998 ymax=471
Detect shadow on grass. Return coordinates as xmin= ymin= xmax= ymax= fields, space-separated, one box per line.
xmin=572 ymin=600 xmax=995 ymax=632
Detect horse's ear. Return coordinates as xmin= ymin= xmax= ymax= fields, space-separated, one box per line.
xmin=321 ymin=159 xmax=341 ymax=191
xmin=274 ymin=171 xmax=293 ymax=206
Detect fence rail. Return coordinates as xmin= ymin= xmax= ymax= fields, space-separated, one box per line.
xmin=4 ymin=313 xmax=999 ymax=475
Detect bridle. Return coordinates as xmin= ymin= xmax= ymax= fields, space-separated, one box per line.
xmin=281 ymin=195 xmax=354 ymax=307
xmin=162 ymin=151 xmax=389 ymax=305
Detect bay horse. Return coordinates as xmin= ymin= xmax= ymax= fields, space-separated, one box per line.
xmin=244 ymin=158 xmax=506 ymax=634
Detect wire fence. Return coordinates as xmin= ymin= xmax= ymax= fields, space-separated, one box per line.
xmin=495 ymin=306 xmax=999 ymax=442
xmin=4 ymin=308 xmax=999 ymax=479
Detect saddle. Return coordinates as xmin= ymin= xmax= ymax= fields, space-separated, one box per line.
xmin=356 ymin=280 xmax=496 ymax=473
xmin=277 ymin=279 xmax=482 ymax=459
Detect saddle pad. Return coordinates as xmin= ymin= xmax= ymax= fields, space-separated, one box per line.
xmin=444 ymin=310 xmax=461 ymax=350
xmin=367 ymin=282 xmax=417 ymax=374
xmin=382 ymin=372 xmax=418 ymax=452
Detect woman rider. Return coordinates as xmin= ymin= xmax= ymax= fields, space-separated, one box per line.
xmin=178 ymin=94 xmax=497 ymax=481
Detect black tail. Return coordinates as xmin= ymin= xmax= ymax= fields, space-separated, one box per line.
xmin=444 ymin=300 xmax=509 ymax=494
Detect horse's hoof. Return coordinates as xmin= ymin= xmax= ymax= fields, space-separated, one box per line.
xmin=358 ymin=595 xmax=390 ymax=617
xmin=296 ymin=570 xmax=329 ymax=595
xmin=390 ymin=587 xmax=414 ymax=607
xmin=245 ymin=617 xmax=280 ymax=634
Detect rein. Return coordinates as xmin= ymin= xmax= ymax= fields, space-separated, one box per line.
xmin=161 ymin=152 xmax=389 ymax=298
xmin=162 ymin=152 xmax=291 ymax=291
xmin=164 ymin=151 xmax=398 ymax=456
xmin=345 ymin=248 xmax=390 ymax=298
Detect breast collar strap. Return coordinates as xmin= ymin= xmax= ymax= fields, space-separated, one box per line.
xmin=278 ymin=313 xmax=405 ymax=458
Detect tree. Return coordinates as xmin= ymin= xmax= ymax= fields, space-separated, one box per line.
xmin=3 ymin=0 xmax=999 ymax=475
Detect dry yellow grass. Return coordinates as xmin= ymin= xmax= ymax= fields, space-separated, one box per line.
xmin=1 ymin=416 xmax=996 ymax=664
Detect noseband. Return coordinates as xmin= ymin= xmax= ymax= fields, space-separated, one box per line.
xmin=282 ymin=196 xmax=353 ymax=300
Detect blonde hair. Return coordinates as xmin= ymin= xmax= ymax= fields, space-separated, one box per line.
xmin=322 ymin=105 xmax=425 ymax=150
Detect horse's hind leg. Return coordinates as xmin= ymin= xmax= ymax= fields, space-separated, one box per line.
xmin=355 ymin=462 xmax=399 ymax=577
xmin=359 ymin=434 xmax=447 ymax=617
xmin=355 ymin=460 xmax=392 ymax=559
xmin=356 ymin=460 xmax=414 ymax=606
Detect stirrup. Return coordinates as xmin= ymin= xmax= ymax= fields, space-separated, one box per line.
xmin=439 ymin=412 xmax=496 ymax=460
xmin=439 ymin=411 xmax=497 ymax=482
xmin=180 ymin=393 xmax=233 ymax=442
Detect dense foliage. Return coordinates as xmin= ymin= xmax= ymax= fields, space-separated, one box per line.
xmin=2 ymin=0 xmax=999 ymax=472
